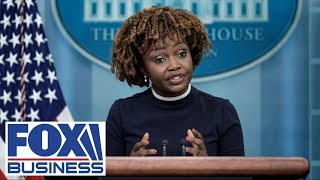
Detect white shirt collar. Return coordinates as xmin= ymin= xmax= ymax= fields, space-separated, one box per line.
xmin=151 ymin=84 xmax=191 ymax=101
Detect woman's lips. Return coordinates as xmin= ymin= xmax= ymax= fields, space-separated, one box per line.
xmin=168 ymin=74 xmax=185 ymax=85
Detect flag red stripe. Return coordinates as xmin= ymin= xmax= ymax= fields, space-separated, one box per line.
xmin=0 ymin=169 xmax=7 ymax=180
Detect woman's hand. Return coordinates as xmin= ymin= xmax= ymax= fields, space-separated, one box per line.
xmin=130 ymin=132 xmax=157 ymax=156
xmin=186 ymin=128 xmax=208 ymax=156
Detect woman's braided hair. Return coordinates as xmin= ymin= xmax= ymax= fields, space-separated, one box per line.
xmin=111 ymin=6 xmax=212 ymax=87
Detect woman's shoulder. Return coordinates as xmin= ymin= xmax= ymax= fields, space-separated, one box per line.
xmin=113 ymin=88 xmax=151 ymax=105
xmin=192 ymin=86 xmax=230 ymax=105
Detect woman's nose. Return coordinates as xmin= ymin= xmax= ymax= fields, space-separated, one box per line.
xmin=168 ymin=58 xmax=181 ymax=71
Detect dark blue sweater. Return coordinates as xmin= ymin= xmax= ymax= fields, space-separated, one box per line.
xmin=106 ymin=86 xmax=245 ymax=156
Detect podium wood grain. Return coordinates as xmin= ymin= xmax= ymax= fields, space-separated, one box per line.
xmin=105 ymin=157 xmax=309 ymax=178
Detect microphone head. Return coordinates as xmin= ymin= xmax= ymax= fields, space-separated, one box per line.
xmin=180 ymin=139 xmax=187 ymax=146
xmin=162 ymin=140 xmax=168 ymax=146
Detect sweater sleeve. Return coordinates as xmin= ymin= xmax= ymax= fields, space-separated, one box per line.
xmin=106 ymin=100 xmax=126 ymax=156
xmin=218 ymin=100 xmax=245 ymax=156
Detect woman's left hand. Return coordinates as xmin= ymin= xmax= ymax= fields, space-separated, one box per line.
xmin=185 ymin=128 xmax=208 ymax=156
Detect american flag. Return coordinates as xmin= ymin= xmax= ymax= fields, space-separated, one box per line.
xmin=0 ymin=0 xmax=73 ymax=179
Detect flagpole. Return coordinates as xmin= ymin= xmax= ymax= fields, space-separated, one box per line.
xmin=19 ymin=0 xmax=26 ymax=122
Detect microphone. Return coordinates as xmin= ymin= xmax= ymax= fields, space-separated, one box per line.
xmin=180 ymin=139 xmax=187 ymax=156
xmin=161 ymin=140 xmax=168 ymax=156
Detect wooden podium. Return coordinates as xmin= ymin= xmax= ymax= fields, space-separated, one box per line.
xmin=104 ymin=157 xmax=310 ymax=180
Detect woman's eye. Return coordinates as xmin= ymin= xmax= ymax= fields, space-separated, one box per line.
xmin=155 ymin=57 xmax=165 ymax=63
xmin=178 ymin=51 xmax=186 ymax=58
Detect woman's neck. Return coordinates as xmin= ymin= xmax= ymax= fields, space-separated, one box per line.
xmin=151 ymin=84 xmax=191 ymax=101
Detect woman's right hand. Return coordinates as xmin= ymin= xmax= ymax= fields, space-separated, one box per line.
xmin=130 ymin=132 xmax=157 ymax=156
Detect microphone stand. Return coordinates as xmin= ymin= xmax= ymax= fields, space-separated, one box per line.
xmin=161 ymin=140 xmax=168 ymax=156
xmin=180 ymin=139 xmax=187 ymax=156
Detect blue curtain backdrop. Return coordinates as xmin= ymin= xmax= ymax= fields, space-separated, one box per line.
xmin=8 ymin=0 xmax=319 ymax=179
xmin=261 ymin=1 xmax=309 ymax=157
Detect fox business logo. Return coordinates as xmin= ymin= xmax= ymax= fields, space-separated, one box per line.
xmin=5 ymin=122 xmax=106 ymax=176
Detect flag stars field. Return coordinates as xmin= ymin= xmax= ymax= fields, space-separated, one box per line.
xmin=11 ymin=109 xmax=21 ymax=122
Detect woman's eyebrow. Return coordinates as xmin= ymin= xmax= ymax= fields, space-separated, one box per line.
xmin=148 ymin=41 xmax=185 ymax=54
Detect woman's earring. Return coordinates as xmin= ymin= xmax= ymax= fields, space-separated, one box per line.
xmin=144 ymin=75 xmax=147 ymax=83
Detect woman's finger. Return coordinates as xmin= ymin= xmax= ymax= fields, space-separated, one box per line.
xmin=132 ymin=140 xmax=149 ymax=151
xmin=138 ymin=149 xmax=157 ymax=156
xmin=185 ymin=147 xmax=200 ymax=156
xmin=185 ymin=129 xmax=208 ymax=156
xmin=131 ymin=132 xmax=150 ymax=155
xmin=186 ymin=136 xmax=203 ymax=146
xmin=187 ymin=129 xmax=195 ymax=138
xmin=187 ymin=129 xmax=198 ymax=147
xmin=191 ymin=128 xmax=206 ymax=149
xmin=131 ymin=141 xmax=149 ymax=154
xmin=141 ymin=132 xmax=149 ymax=143
xmin=192 ymin=128 xmax=203 ymax=140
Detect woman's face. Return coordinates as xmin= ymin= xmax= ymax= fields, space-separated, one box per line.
xmin=142 ymin=38 xmax=193 ymax=97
